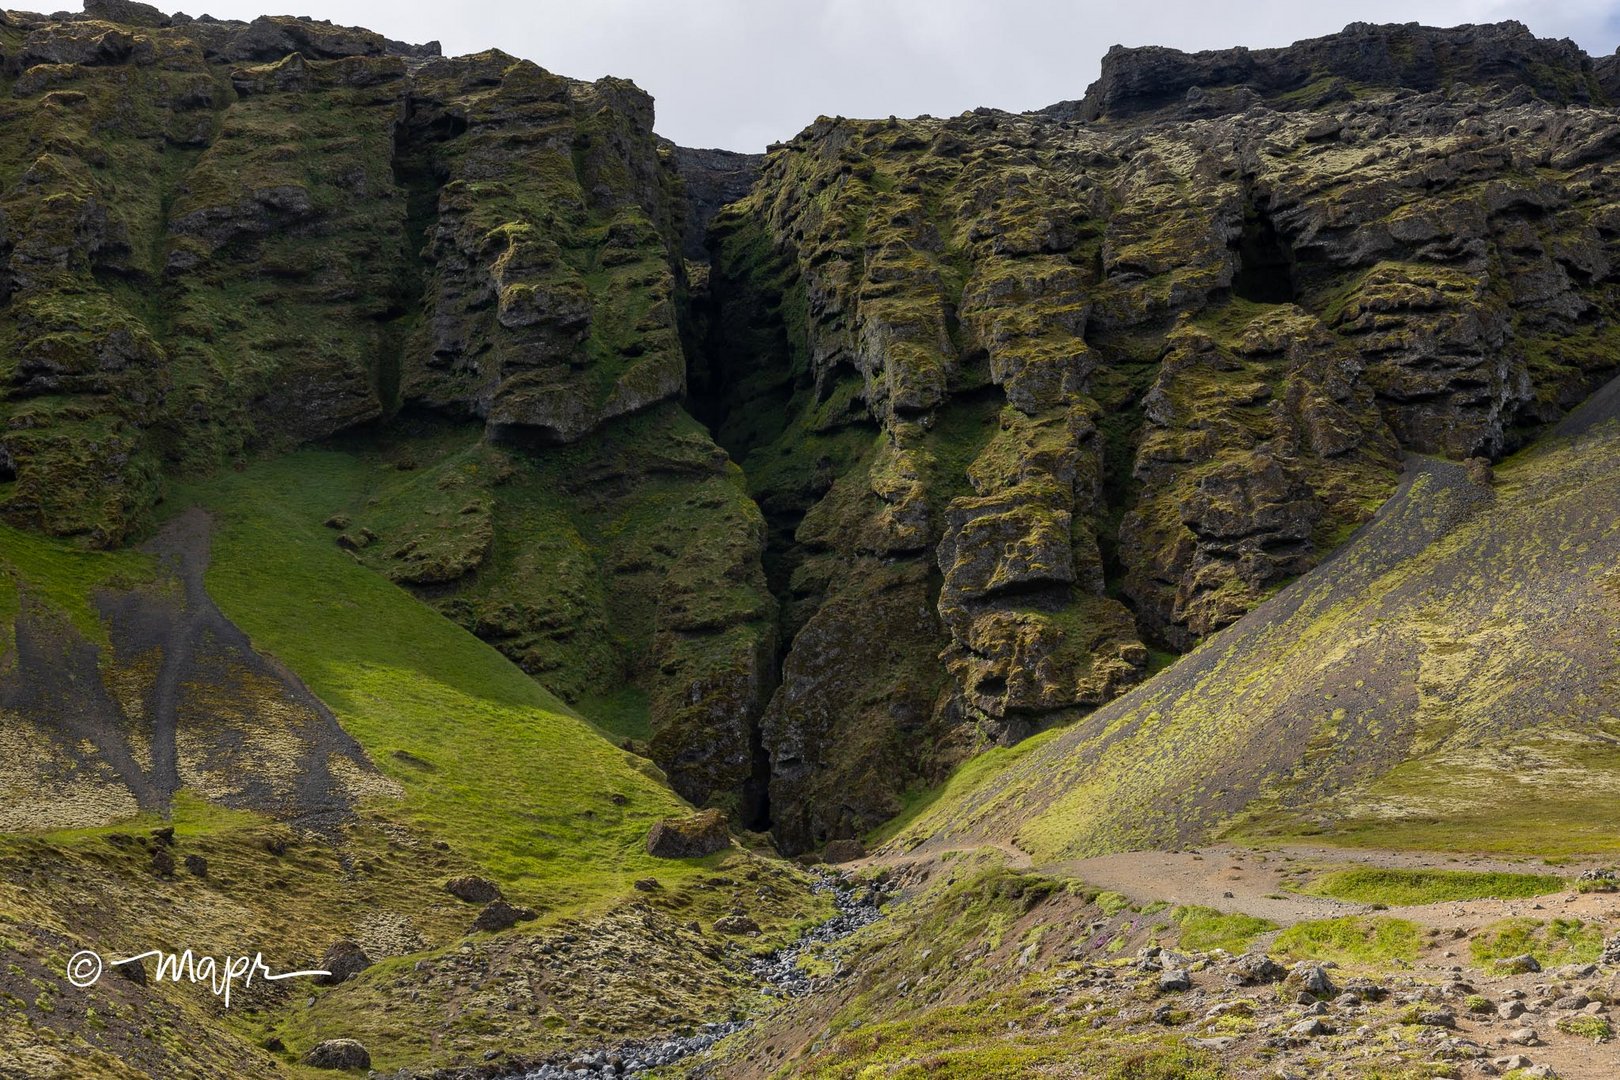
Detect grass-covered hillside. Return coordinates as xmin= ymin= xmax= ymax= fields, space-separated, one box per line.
xmin=0 ymin=443 xmax=828 ymax=1076
xmin=889 ymin=393 xmax=1620 ymax=861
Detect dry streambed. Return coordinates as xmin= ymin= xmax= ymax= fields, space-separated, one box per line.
xmin=492 ymin=873 xmax=886 ymax=1079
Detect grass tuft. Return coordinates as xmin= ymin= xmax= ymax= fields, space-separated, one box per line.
xmin=1470 ymin=917 xmax=1604 ymax=971
xmin=1300 ymin=868 xmax=1565 ymax=906
xmin=1170 ymin=906 xmax=1278 ymax=953
xmin=1273 ymin=916 xmax=1420 ymax=966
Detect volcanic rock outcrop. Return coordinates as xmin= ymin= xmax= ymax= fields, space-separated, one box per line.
xmin=700 ymin=20 xmax=1620 ymax=849
xmin=5 ymin=10 xmax=1620 ymax=852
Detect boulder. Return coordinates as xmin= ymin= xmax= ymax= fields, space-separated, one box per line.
xmin=644 ymin=809 xmax=730 ymax=859
xmin=1286 ymin=962 xmax=1337 ymax=999
xmin=303 ymin=1039 xmax=370 ymax=1070
xmin=1157 ymin=968 xmax=1192 ymax=992
xmin=1229 ymin=954 xmax=1286 ymax=985
xmin=444 ymin=875 xmax=501 ymax=905
xmin=1416 ymin=1009 xmax=1456 ymax=1028
xmin=713 ymin=913 xmax=759 ymax=935
xmin=471 ymin=899 xmax=537 ymax=933
xmin=313 ymin=940 xmax=371 ymax=986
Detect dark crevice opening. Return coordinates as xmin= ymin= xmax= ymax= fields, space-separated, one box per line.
xmin=739 ymin=710 xmax=771 ymax=831
xmin=383 ymin=95 xmax=453 ymax=416
xmin=680 ymin=237 xmax=797 ymax=833
xmin=1230 ymin=191 xmax=1297 ymax=304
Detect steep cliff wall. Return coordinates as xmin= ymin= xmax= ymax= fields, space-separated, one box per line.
xmin=703 ymin=21 xmax=1620 ymax=850
xmin=0 ymin=2 xmax=774 ymax=816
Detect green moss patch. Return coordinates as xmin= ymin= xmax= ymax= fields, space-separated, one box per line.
xmin=1273 ymin=917 xmax=1421 ymax=966
xmin=1170 ymin=906 xmax=1278 ymax=953
xmin=1299 ymin=868 xmax=1566 ymax=906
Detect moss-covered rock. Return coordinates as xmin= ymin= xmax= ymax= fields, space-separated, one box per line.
xmin=698 ymin=40 xmax=1620 ymax=849
xmin=0 ymin=12 xmax=685 ymax=546
xmin=645 ymin=808 xmax=730 ymax=858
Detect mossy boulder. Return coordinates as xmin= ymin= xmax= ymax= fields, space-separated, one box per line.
xmin=303 ymin=1039 xmax=371 ymax=1070
xmin=645 ymin=809 xmax=731 ymax=859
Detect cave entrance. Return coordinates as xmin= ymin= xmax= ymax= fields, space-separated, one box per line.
xmin=1231 ymin=198 xmax=1296 ymax=304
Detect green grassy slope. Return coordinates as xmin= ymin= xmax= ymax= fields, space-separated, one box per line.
xmin=168 ymin=447 xmax=709 ymax=908
xmin=888 ymin=408 xmax=1620 ymax=860
xmin=0 ymin=448 xmax=827 ymax=1075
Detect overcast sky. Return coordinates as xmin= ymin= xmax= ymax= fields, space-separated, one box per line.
xmin=167 ymin=1 xmax=1620 ymax=150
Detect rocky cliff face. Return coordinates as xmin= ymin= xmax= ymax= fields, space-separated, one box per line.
xmin=702 ymin=21 xmax=1620 ymax=850
xmin=0 ymin=1 xmax=773 ymax=817
xmin=5 ymin=9 xmax=1620 ymax=854
xmin=0 ymin=2 xmax=696 ymax=542
xmin=1053 ymin=20 xmax=1603 ymax=122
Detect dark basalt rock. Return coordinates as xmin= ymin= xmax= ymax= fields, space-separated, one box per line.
xmin=1052 ymin=21 xmax=1604 ymax=123
xmin=313 ymin=939 xmax=372 ymax=986
xmin=83 ymin=0 xmax=169 ymax=28
xmin=670 ymin=145 xmax=764 ymax=261
xmin=471 ymin=899 xmax=539 ymax=933
xmin=645 ymin=809 xmax=731 ymax=859
xmin=445 ymin=875 xmax=502 ymax=904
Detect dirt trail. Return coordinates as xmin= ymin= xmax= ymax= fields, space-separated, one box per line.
xmin=1052 ymin=844 xmax=1620 ymax=929
xmin=867 ymin=841 xmax=1620 ymax=929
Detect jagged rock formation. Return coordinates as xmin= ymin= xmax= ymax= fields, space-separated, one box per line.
xmin=6 ymin=9 xmax=1620 ymax=854
xmin=668 ymin=145 xmax=762 ymax=261
xmin=703 ymin=21 xmax=1620 ymax=849
xmin=398 ymin=54 xmax=689 ymax=446
xmin=0 ymin=5 xmax=776 ymax=812
xmin=1050 ymin=20 xmax=1602 ymax=122
xmin=0 ymin=5 xmax=689 ymax=542
xmin=894 ymin=378 xmax=1620 ymax=860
